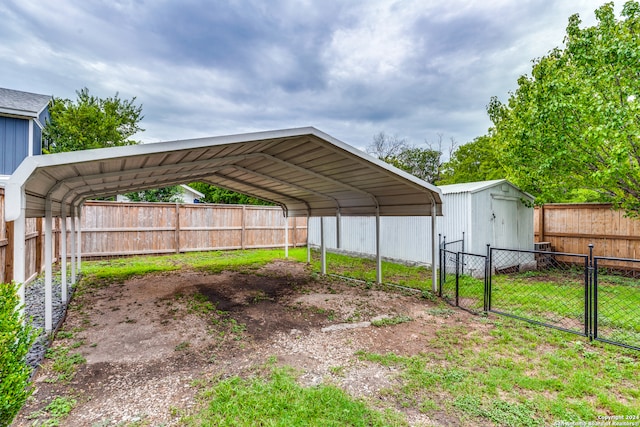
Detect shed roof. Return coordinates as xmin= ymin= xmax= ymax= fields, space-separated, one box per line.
xmin=5 ymin=127 xmax=443 ymax=220
xmin=0 ymin=87 xmax=51 ymax=118
xmin=439 ymin=179 xmax=533 ymax=200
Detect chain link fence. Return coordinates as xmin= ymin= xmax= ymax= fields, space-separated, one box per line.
xmin=594 ymin=257 xmax=640 ymax=350
xmin=439 ymin=245 xmax=640 ymax=351
xmin=489 ymin=248 xmax=589 ymax=336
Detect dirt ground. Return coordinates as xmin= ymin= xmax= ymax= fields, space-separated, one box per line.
xmin=14 ymin=260 xmax=490 ymax=427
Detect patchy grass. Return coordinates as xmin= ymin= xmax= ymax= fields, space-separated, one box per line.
xmin=357 ymin=316 xmax=640 ymax=426
xmin=27 ymin=395 xmax=77 ymax=426
xmin=73 ymin=248 xmax=640 ymax=426
xmin=371 ymin=315 xmax=413 ymax=327
xmin=181 ymin=363 xmax=407 ymax=427
xmin=301 ymin=250 xmax=433 ymax=291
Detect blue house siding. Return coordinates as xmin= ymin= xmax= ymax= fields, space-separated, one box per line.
xmin=34 ymin=108 xmax=50 ymax=156
xmin=0 ymin=116 xmax=29 ymax=175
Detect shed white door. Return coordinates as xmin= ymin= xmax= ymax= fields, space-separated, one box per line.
xmin=492 ymin=197 xmax=518 ymax=249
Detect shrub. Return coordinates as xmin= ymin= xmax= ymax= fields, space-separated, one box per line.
xmin=0 ymin=282 xmax=36 ymax=426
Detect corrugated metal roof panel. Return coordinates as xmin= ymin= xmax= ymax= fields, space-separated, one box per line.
xmin=6 ymin=127 xmax=443 ymax=220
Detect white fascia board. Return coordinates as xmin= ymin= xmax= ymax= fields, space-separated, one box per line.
xmin=0 ymin=108 xmax=37 ymax=118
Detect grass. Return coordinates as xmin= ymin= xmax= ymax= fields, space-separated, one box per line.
xmin=27 ymin=395 xmax=77 ymax=426
xmin=357 ymin=317 xmax=640 ymax=425
xmin=70 ymin=248 xmax=640 ymax=426
xmin=180 ymin=363 xmax=406 ymax=427
xmin=43 ymin=344 xmax=86 ymax=383
xmin=301 ymin=250 xmax=433 ymax=291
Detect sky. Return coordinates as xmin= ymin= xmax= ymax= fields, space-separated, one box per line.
xmin=0 ymin=0 xmax=612 ymax=154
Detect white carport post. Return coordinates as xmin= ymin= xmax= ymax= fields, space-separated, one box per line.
xmin=70 ymin=212 xmax=76 ymax=284
xmin=431 ymin=197 xmax=438 ymax=292
xmin=376 ymin=209 xmax=382 ymax=284
xmin=320 ymin=216 xmax=326 ymax=275
xmin=284 ymin=215 xmax=289 ymax=259
xmin=44 ymin=197 xmax=53 ymax=333
xmin=76 ymin=206 xmax=82 ymax=275
xmin=336 ymin=211 xmax=341 ymax=249
xmin=60 ymin=205 xmax=68 ymax=303
xmin=306 ymin=212 xmax=311 ymax=264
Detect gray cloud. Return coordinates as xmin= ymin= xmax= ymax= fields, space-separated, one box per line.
xmin=0 ymin=0 xmax=608 ymax=152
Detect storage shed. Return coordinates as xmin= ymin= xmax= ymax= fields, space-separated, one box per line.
xmin=308 ymin=179 xmax=534 ymax=263
xmin=438 ymin=179 xmax=534 ymax=255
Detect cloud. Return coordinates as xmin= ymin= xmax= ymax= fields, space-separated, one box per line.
xmin=0 ymin=0 xmax=611 ymax=153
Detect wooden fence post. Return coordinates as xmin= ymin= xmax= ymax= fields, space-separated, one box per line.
xmin=538 ymin=205 xmax=545 ymax=243
xmin=241 ymin=206 xmax=246 ymax=250
xmin=35 ymin=217 xmax=43 ymax=273
xmin=175 ymin=203 xmax=181 ymax=253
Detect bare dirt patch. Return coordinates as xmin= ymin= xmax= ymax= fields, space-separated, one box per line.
xmin=14 ymin=260 xmax=490 ymax=427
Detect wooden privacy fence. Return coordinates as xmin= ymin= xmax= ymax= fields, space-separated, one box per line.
xmin=535 ymin=203 xmax=640 ymax=259
xmin=0 ymin=188 xmax=62 ymax=284
xmin=77 ymin=201 xmax=307 ymax=258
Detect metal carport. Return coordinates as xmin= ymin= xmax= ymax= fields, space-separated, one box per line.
xmin=4 ymin=127 xmax=443 ymax=332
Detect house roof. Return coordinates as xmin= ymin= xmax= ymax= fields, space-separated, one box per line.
xmin=439 ymin=179 xmax=534 ymax=200
xmin=5 ymin=127 xmax=443 ymax=220
xmin=0 ymin=87 xmax=51 ymax=118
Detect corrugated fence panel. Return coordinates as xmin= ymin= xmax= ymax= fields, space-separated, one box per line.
xmin=308 ymin=216 xmax=436 ymax=265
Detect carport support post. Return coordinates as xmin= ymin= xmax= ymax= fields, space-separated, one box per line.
xmin=431 ymin=199 xmax=438 ymax=292
xmin=60 ymin=206 xmax=68 ymax=303
xmin=320 ymin=216 xmax=327 ymax=275
xmin=336 ymin=211 xmax=341 ymax=249
xmin=44 ymin=197 xmax=53 ymax=332
xmin=70 ymin=213 xmax=76 ymax=284
xmin=284 ymin=215 xmax=289 ymax=259
xmin=376 ymin=209 xmax=382 ymax=284
xmin=76 ymin=207 xmax=82 ymax=274
xmin=306 ymin=212 xmax=310 ymax=264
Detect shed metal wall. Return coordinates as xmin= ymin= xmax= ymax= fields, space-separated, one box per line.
xmin=0 ymin=116 xmax=29 ymax=175
xmin=308 ymin=181 xmax=535 ymax=266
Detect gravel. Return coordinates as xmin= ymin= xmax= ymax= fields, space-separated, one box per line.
xmin=24 ymin=274 xmax=74 ymax=369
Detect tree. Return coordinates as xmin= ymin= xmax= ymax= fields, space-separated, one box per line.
xmin=367 ymin=132 xmax=453 ymax=184
xmin=489 ymin=1 xmax=640 ymax=213
xmin=43 ymin=87 xmax=144 ymax=153
xmin=366 ymin=132 xmax=408 ymax=164
xmin=124 ymin=186 xmax=184 ymax=203
xmin=438 ymin=135 xmax=505 ymax=184
xmin=188 ymin=182 xmax=272 ymax=205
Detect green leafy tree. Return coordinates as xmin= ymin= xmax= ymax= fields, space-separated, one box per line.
xmin=0 ymin=282 xmax=36 ymax=426
xmin=43 ymin=87 xmax=144 ymax=153
xmin=439 ymin=135 xmax=505 ymax=184
xmin=124 ymin=186 xmax=184 ymax=203
xmin=188 ymin=182 xmax=272 ymax=205
xmin=489 ymin=1 xmax=640 ymax=213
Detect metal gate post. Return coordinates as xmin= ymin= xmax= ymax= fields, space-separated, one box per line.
xmin=455 ymin=252 xmax=460 ymax=306
xmin=587 ymin=244 xmax=595 ymax=340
